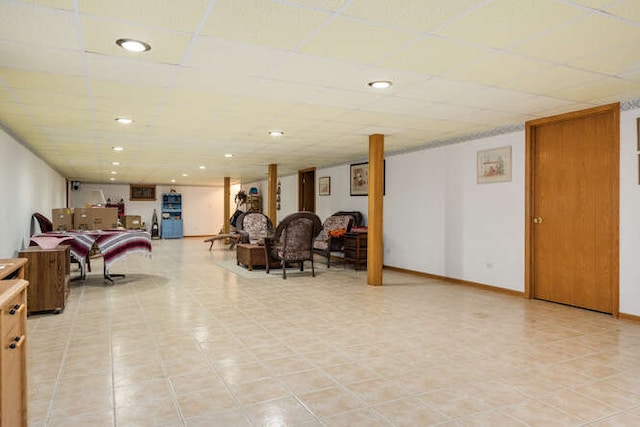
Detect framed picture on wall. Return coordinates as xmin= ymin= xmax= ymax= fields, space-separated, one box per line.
xmin=637 ymin=117 xmax=640 ymax=151
xmin=318 ymin=176 xmax=330 ymax=196
xmin=350 ymin=161 xmax=385 ymax=196
xmin=477 ymin=146 xmax=512 ymax=184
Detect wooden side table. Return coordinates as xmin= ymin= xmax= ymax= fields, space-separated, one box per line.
xmin=236 ymin=244 xmax=280 ymax=271
xmin=18 ymin=246 xmax=70 ymax=314
xmin=344 ymin=232 xmax=367 ymax=270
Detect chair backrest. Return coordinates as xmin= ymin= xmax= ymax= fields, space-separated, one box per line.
xmin=236 ymin=212 xmax=273 ymax=243
xmin=32 ymin=212 xmax=53 ymax=235
xmin=323 ymin=215 xmax=352 ymax=233
xmin=332 ymin=211 xmax=362 ymax=228
xmin=273 ymin=212 xmax=322 ymax=259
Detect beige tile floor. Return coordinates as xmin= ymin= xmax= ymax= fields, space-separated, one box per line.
xmin=26 ymin=237 xmax=640 ymax=426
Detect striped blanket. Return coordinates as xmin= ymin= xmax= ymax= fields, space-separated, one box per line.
xmin=36 ymin=230 xmax=152 ymax=272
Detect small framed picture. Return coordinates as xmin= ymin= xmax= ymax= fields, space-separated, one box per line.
xmin=319 ymin=176 xmax=331 ymax=196
xmin=637 ymin=118 xmax=640 ymax=151
xmin=477 ymin=146 xmax=512 ymax=184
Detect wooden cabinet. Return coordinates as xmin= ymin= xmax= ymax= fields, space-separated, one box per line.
xmin=162 ymin=193 xmax=183 ymax=239
xmin=18 ymin=246 xmax=70 ymax=314
xmin=344 ymin=232 xmax=367 ymax=270
xmin=0 ymin=259 xmax=26 ymax=280
xmin=0 ymin=279 xmax=28 ymax=427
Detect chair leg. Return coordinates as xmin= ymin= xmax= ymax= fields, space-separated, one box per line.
xmin=300 ymin=262 xmax=303 ymax=272
xmin=327 ymin=252 xmax=331 ymax=268
xmin=282 ymin=260 xmax=286 ymax=279
xmin=311 ymin=257 xmax=315 ymax=277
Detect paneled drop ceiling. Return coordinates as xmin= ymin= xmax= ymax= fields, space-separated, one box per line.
xmin=1 ymin=0 xmax=639 ymax=185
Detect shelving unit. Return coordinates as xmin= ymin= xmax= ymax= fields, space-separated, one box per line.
xmin=246 ymin=194 xmax=262 ymax=212
xmin=161 ymin=193 xmax=183 ymax=239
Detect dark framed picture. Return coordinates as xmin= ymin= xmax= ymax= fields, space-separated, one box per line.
xmin=130 ymin=184 xmax=156 ymax=201
xmin=318 ymin=176 xmax=330 ymax=196
xmin=637 ymin=118 xmax=640 ymax=151
xmin=350 ymin=161 xmax=385 ymax=196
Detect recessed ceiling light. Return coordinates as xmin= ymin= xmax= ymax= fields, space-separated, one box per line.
xmin=368 ymin=80 xmax=393 ymax=89
xmin=199 ymin=165 xmax=206 ymax=170
xmin=171 ymin=179 xmax=176 ymax=183
xmin=224 ymin=153 xmax=233 ymax=158
xmin=111 ymin=161 xmax=120 ymax=166
xmin=109 ymin=177 xmax=116 ymax=181
xmin=115 ymin=117 xmax=133 ymax=124
xmin=116 ymin=38 xmax=151 ymax=53
xmin=112 ymin=146 xmax=124 ymax=152
xmin=110 ymin=171 xmax=117 ymax=175
xmin=269 ymin=130 xmax=284 ymax=137
xmin=182 ymin=173 xmax=188 ymax=177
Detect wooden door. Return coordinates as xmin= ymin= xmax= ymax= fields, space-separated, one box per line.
xmin=526 ymin=104 xmax=619 ymax=314
xmin=298 ymin=168 xmax=315 ymax=212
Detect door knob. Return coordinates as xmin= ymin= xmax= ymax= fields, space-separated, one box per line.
xmin=533 ymin=217 xmax=543 ymax=224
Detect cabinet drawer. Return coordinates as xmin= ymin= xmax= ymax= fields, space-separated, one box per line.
xmin=2 ymin=292 xmax=25 ymax=336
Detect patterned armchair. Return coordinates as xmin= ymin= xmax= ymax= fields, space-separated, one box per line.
xmin=264 ymin=212 xmax=322 ymax=279
xmin=313 ymin=214 xmax=354 ymax=268
xmin=236 ymin=212 xmax=273 ymax=244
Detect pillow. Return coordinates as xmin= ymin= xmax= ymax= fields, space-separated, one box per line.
xmin=328 ymin=228 xmax=346 ymax=239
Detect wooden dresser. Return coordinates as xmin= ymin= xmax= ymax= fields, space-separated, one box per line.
xmin=344 ymin=232 xmax=367 ymax=270
xmin=18 ymin=246 xmax=70 ymax=314
xmin=0 ymin=279 xmax=28 ymax=427
xmin=0 ymin=259 xmax=27 ymax=281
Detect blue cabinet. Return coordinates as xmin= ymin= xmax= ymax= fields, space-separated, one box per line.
xmin=161 ymin=193 xmax=183 ymax=239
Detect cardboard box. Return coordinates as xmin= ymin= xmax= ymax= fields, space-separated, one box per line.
xmin=91 ymin=207 xmax=118 ymax=230
xmin=123 ymin=215 xmax=142 ymax=230
xmin=73 ymin=208 xmax=92 ymax=230
xmin=51 ymin=208 xmax=73 ymax=231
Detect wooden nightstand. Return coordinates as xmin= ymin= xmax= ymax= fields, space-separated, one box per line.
xmin=344 ymin=232 xmax=367 ymax=270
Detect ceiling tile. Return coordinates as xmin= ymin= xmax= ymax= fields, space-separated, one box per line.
xmin=552 ymin=77 xmax=640 ymax=102
xmin=79 ymin=0 xmax=209 ymax=32
xmin=201 ymin=0 xmax=331 ymax=50
xmin=86 ymin=53 xmax=177 ymax=87
xmin=571 ymin=37 xmax=640 ymax=75
xmin=343 ymin=0 xmax=483 ymax=33
xmin=0 ymin=42 xmax=83 ymax=75
xmin=511 ymin=12 xmax=640 ymax=64
xmin=0 ymin=2 xmax=77 ymax=49
xmin=436 ymin=0 xmax=585 ymax=48
xmin=380 ymin=36 xmax=488 ymax=76
xmin=499 ymin=65 xmax=600 ymax=95
xmin=184 ymin=36 xmax=288 ymax=76
xmin=284 ymin=0 xmax=349 ymax=12
xmin=298 ymin=15 xmax=418 ymax=64
xmin=606 ymin=1 xmax=640 ymax=22
xmin=0 ymin=68 xmax=86 ymax=95
xmin=443 ymin=51 xmax=552 ymax=88
xmin=17 ymin=0 xmax=74 ymax=10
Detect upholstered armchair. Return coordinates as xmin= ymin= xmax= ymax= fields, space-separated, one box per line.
xmin=264 ymin=212 xmax=322 ymax=279
xmin=236 ymin=212 xmax=274 ymax=244
xmin=313 ymin=214 xmax=354 ymax=268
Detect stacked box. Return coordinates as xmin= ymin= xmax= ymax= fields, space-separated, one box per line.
xmin=73 ymin=208 xmax=92 ymax=230
xmin=91 ymin=208 xmax=118 ymax=230
xmin=51 ymin=208 xmax=73 ymax=231
xmin=123 ymin=215 xmax=142 ymax=229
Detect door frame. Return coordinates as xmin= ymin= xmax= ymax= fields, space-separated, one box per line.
xmin=524 ymin=103 xmax=619 ymax=316
xmin=298 ymin=167 xmax=316 ymax=212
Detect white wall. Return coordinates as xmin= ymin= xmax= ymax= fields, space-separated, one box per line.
xmin=619 ymin=108 xmax=640 ymax=315
xmin=0 ymin=128 xmax=66 ymax=257
xmin=316 ymin=132 xmax=524 ymax=292
xmin=70 ymin=183 xmax=225 ymax=236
